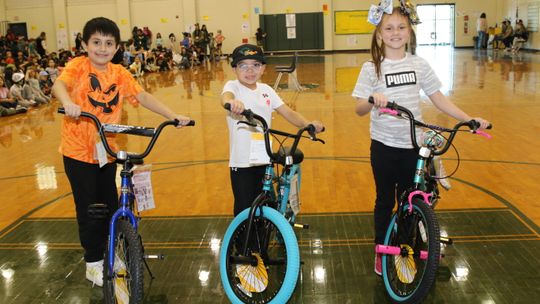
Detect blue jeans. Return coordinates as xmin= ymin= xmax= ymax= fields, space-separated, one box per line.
xmin=477 ymin=31 xmax=486 ymax=48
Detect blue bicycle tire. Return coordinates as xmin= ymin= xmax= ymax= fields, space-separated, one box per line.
xmin=381 ymin=199 xmax=440 ymax=303
xmin=219 ymin=206 xmax=300 ymax=304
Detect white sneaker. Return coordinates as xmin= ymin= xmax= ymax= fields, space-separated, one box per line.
xmin=86 ymin=260 xmax=104 ymax=287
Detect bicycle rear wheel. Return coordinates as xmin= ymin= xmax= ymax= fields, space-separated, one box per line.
xmin=103 ymin=219 xmax=144 ymax=304
xmin=219 ymin=206 xmax=300 ymax=304
xmin=382 ymin=199 xmax=440 ymax=303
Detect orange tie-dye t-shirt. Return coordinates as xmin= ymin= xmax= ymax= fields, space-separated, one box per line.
xmin=58 ymin=56 xmax=143 ymax=163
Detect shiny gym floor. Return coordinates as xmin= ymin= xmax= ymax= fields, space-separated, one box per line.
xmin=1 ymin=47 xmax=539 ymax=303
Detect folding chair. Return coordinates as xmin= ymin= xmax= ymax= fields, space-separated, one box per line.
xmin=273 ymin=53 xmax=302 ymax=91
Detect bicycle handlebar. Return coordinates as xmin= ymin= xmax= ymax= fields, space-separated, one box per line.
xmin=58 ymin=108 xmax=195 ymax=161
xmin=223 ymin=103 xmax=324 ymax=163
xmin=367 ymin=96 xmax=492 ymax=156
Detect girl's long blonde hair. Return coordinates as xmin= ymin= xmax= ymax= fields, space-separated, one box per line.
xmin=370 ymin=7 xmax=417 ymax=79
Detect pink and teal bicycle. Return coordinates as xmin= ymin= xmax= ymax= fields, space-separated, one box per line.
xmin=368 ymin=97 xmax=492 ymax=303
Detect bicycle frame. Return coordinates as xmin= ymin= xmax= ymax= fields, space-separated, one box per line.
xmin=230 ymin=106 xmax=322 ymax=259
xmin=372 ymin=100 xmax=492 ymax=258
xmin=107 ymin=161 xmax=138 ymax=277
xmin=57 ymin=108 xmax=195 ymax=279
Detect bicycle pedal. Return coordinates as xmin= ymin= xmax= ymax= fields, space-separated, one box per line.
xmin=87 ymin=203 xmax=109 ymax=219
xmin=293 ymin=223 xmax=309 ymax=229
xmin=144 ymin=254 xmax=165 ymax=260
xmin=440 ymin=236 xmax=453 ymax=245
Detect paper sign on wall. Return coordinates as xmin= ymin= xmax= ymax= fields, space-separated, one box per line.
xmin=287 ymin=27 xmax=296 ymax=39
xmin=242 ymin=22 xmax=250 ymax=33
xmin=286 ymin=14 xmax=296 ymax=27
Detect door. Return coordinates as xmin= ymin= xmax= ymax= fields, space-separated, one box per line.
xmin=8 ymin=22 xmax=28 ymax=40
xmin=416 ymin=5 xmax=454 ymax=46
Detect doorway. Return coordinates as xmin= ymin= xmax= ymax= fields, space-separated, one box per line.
xmin=8 ymin=22 xmax=28 ymax=39
xmin=416 ymin=4 xmax=455 ymax=46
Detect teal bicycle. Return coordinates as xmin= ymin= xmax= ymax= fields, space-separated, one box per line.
xmin=219 ymin=104 xmax=324 ymax=303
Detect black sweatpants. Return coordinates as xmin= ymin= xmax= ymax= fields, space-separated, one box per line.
xmin=370 ymin=140 xmax=417 ymax=244
xmin=63 ymin=156 xmax=118 ymax=262
xmin=230 ymin=166 xmax=266 ymax=216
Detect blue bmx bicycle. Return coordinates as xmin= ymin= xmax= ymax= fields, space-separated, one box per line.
xmin=219 ymin=104 xmax=324 ymax=303
xmin=59 ymin=108 xmax=194 ymax=303
xmin=368 ymin=97 xmax=492 ymax=303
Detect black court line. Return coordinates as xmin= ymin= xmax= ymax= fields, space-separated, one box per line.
xmin=1 ymin=157 xmax=539 ymax=239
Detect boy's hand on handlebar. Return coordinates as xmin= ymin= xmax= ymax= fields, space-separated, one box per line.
xmin=63 ymin=102 xmax=81 ymax=119
xmin=310 ymin=121 xmax=325 ymax=133
xmin=226 ymin=100 xmax=245 ymax=115
xmin=369 ymin=93 xmax=389 ymax=108
xmin=173 ymin=114 xmax=192 ymax=128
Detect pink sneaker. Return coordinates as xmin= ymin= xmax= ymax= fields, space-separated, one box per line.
xmin=374 ymin=253 xmax=382 ymax=276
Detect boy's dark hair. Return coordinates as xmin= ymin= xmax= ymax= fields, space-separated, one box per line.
xmin=82 ymin=17 xmax=121 ymax=45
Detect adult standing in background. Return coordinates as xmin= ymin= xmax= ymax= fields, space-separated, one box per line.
xmin=36 ymin=32 xmax=47 ymax=58
xmin=476 ymin=13 xmax=487 ymax=49
xmin=193 ymin=23 xmax=203 ymax=49
xmin=75 ymin=33 xmax=83 ymax=52
xmin=255 ymin=28 xmax=267 ymax=51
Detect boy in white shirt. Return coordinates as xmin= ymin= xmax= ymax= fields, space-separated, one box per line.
xmin=221 ymin=44 xmax=324 ymax=216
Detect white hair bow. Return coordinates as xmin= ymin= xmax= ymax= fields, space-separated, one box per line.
xmin=367 ymin=0 xmax=394 ymax=26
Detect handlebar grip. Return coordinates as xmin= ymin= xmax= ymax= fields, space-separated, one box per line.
xmin=469 ymin=120 xmax=493 ymax=130
xmin=367 ymin=96 xmax=397 ymax=109
xmin=224 ymin=102 xmax=253 ymax=119
xmin=173 ymin=119 xmax=196 ymax=127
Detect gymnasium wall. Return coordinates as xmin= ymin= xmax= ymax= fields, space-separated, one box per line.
xmin=0 ymin=0 xmax=536 ymax=53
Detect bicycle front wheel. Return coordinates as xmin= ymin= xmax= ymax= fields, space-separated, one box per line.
xmin=382 ymin=199 xmax=440 ymax=303
xmin=219 ymin=206 xmax=300 ymax=304
xmin=103 ymin=219 xmax=144 ymax=304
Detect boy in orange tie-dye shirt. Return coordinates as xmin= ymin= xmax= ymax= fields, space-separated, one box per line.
xmin=52 ymin=17 xmax=191 ymax=287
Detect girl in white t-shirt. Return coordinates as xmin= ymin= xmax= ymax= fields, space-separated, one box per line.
xmin=221 ymin=44 xmax=324 ymax=216
xmin=352 ymin=0 xmax=490 ymax=276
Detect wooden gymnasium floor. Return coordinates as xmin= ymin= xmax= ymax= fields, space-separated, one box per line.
xmin=0 ymin=47 xmax=539 ymax=303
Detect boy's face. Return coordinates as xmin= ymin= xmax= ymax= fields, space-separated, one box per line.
xmin=82 ymin=32 xmax=119 ymax=70
xmin=233 ymin=59 xmax=265 ymax=89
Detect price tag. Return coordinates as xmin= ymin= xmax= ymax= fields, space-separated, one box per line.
xmin=94 ymin=133 xmax=108 ymax=168
xmin=289 ymin=173 xmax=300 ymax=215
xmin=132 ymin=164 xmax=155 ymax=212
xmin=249 ymin=133 xmax=271 ymax=165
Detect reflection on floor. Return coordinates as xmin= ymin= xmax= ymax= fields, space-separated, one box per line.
xmin=1 ymin=48 xmax=540 ymax=302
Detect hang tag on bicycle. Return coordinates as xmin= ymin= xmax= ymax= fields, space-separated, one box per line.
xmin=131 ymin=164 xmax=155 ymax=212
xmin=94 ymin=133 xmax=108 ymax=168
xmin=289 ymin=173 xmax=301 ymax=215
xmin=249 ymin=133 xmax=271 ymax=165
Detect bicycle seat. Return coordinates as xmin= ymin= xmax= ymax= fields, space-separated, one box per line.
xmin=272 ymin=146 xmax=304 ymax=165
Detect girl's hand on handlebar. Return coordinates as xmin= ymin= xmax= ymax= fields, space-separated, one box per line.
xmin=226 ymin=100 xmax=245 ymax=115
xmin=174 ymin=114 xmax=192 ymax=128
xmin=472 ymin=117 xmax=491 ymax=130
xmin=370 ymin=93 xmax=389 ymax=108
xmin=310 ymin=121 xmax=325 ymax=133
xmin=63 ymin=102 xmax=81 ymax=119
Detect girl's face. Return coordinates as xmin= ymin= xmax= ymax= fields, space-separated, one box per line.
xmin=48 ymin=60 xmax=55 ymax=68
xmin=378 ymin=12 xmax=410 ymax=53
